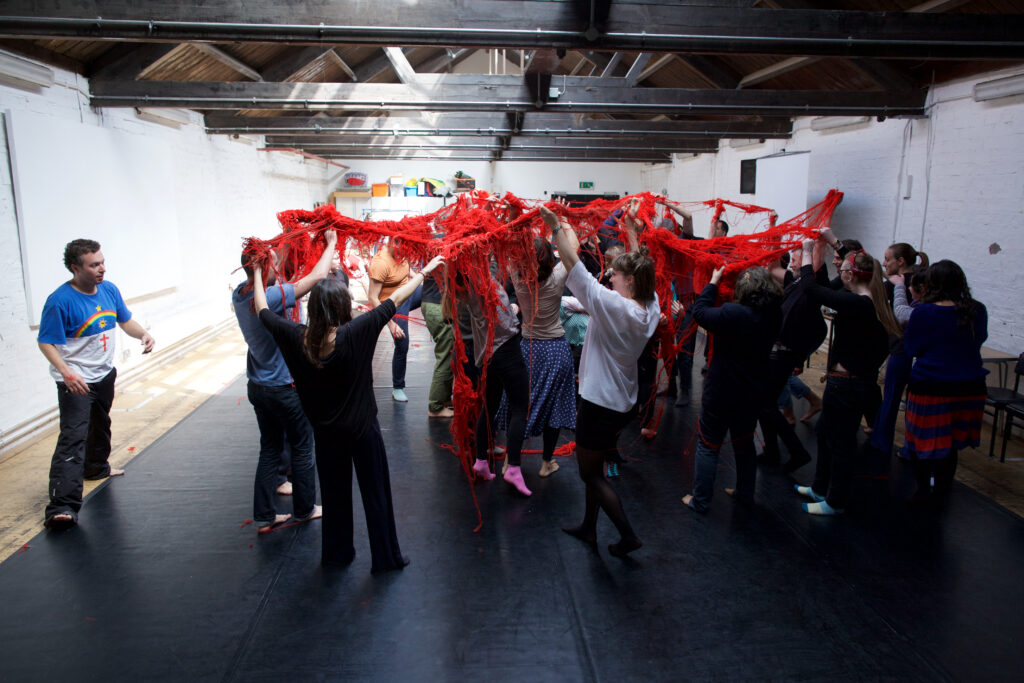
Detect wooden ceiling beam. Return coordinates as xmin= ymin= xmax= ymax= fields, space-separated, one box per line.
xmin=87 ymin=42 xmax=177 ymax=80
xmin=3 ymin=3 xmax=1022 ymax=59
xmin=189 ymin=43 xmax=262 ymax=81
xmin=204 ymin=113 xmax=793 ymax=137
xmin=92 ymin=77 xmax=926 ymax=116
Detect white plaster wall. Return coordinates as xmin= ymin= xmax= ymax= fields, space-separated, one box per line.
xmin=665 ymin=66 xmax=1024 ymax=352
xmin=0 ymin=67 xmax=334 ymax=437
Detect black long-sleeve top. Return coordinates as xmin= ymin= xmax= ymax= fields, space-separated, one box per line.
xmin=778 ymin=269 xmax=828 ymax=359
xmin=801 ymin=264 xmax=888 ymax=379
xmin=260 ymin=300 xmax=396 ymax=439
xmin=691 ymin=283 xmax=781 ymax=410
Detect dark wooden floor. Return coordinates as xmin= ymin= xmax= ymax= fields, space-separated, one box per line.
xmin=2 ymin=325 xmax=1023 ymax=682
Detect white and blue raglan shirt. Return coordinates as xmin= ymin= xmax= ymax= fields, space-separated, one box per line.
xmin=37 ymin=281 xmax=132 ymax=383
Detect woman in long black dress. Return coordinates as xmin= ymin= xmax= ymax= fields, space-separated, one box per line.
xmin=255 ymin=242 xmax=444 ymax=573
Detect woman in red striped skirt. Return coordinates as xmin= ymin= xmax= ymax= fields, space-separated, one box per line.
xmin=901 ymin=260 xmax=988 ymax=503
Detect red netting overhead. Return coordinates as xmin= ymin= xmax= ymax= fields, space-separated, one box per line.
xmin=242 ymin=189 xmax=843 ymax=530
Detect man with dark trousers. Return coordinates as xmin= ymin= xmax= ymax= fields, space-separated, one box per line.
xmin=37 ymin=239 xmax=156 ymax=529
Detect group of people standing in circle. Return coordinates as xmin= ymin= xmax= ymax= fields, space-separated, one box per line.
xmin=232 ymin=196 xmax=989 ymax=573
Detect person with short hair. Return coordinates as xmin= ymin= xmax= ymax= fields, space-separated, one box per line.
xmin=682 ymin=265 xmax=783 ymax=513
xmin=234 ymin=232 xmax=335 ymax=533
xmin=38 ymin=239 xmax=156 ymax=529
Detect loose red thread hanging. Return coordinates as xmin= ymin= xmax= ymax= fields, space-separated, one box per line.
xmin=242 ymin=189 xmax=844 ymax=530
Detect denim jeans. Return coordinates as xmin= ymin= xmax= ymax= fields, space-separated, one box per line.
xmin=391 ymin=285 xmax=422 ymax=389
xmin=247 ymin=380 xmax=317 ymax=523
xmin=45 ymin=368 xmax=118 ymax=523
xmin=690 ymin=402 xmax=758 ymax=513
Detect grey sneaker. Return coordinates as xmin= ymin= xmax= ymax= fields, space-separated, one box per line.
xmin=392 ymin=388 xmax=408 ymax=402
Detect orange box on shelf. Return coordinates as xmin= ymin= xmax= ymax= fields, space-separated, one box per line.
xmin=371 ymin=183 xmax=389 ymax=197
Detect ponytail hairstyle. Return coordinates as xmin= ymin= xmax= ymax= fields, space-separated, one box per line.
xmin=923 ymin=259 xmax=978 ymax=329
xmin=888 ymin=242 xmax=930 ymax=270
xmin=611 ymin=245 xmax=656 ymax=305
xmin=734 ymin=266 xmax=783 ymax=311
xmin=848 ymin=251 xmax=903 ymax=338
xmin=303 ymin=278 xmax=352 ymax=368
xmin=534 ymin=237 xmax=555 ymax=283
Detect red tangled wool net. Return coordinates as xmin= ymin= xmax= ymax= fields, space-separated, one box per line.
xmin=243 ymin=188 xmax=843 ymax=530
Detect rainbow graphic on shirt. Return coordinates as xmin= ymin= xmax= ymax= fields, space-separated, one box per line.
xmin=73 ymin=310 xmax=117 ymax=338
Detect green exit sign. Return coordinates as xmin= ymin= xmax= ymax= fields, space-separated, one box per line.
xmin=579 ymin=181 xmax=594 ymax=189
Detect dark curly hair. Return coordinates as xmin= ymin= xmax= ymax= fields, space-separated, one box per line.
xmin=63 ymin=239 xmax=101 ymax=272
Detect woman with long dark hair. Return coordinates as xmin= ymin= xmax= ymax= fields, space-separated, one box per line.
xmin=682 ymin=265 xmax=783 ymax=512
xmin=795 ymin=229 xmax=900 ymax=515
xmin=539 ymin=205 xmax=659 ymax=558
xmin=900 ymin=260 xmax=987 ymax=503
xmin=255 ymin=241 xmax=444 ymax=573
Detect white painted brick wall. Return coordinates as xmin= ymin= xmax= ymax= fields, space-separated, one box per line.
xmin=0 ymin=66 xmax=334 ymax=438
xmin=664 ymin=66 xmax=1024 ymax=353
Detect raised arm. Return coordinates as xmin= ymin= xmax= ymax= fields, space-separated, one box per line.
xmin=292 ymin=229 xmax=337 ymax=298
xmin=389 ymin=255 xmax=445 ymax=309
xmin=539 ymin=205 xmax=581 ymax=273
xmin=253 ymin=263 xmax=269 ymax=313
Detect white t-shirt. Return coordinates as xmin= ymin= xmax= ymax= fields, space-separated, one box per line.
xmin=566 ymin=261 xmax=660 ymax=413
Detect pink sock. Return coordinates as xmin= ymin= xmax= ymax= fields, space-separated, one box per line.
xmin=472 ymin=459 xmax=495 ymax=481
xmin=503 ymin=465 xmax=532 ymax=497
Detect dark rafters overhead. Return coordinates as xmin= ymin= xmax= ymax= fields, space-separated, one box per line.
xmin=2 ymin=0 xmax=1023 ymax=162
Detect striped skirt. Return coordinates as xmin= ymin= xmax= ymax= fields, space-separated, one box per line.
xmin=901 ymin=378 xmax=986 ymax=461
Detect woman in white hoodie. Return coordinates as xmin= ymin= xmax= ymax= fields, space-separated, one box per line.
xmin=539 ymin=205 xmax=660 ymax=559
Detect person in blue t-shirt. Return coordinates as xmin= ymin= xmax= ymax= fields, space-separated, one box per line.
xmin=233 ymin=231 xmax=336 ymax=533
xmin=37 ymin=239 xmax=156 ymax=529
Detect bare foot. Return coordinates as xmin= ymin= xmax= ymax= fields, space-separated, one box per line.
xmin=428 ymin=407 xmax=455 ymax=418
xmin=539 ymin=459 xmax=560 ymax=477
xmin=724 ymin=488 xmax=736 ymax=497
xmin=276 ymin=481 xmax=293 ymax=495
xmin=800 ymin=395 xmax=822 ymax=423
xmin=296 ymin=504 xmax=322 ymax=522
xmin=257 ymin=513 xmax=292 ymax=534
xmin=682 ymin=494 xmax=694 ymax=506
xmin=45 ymin=513 xmax=75 ymax=529
xmin=640 ymin=428 xmax=657 ymax=440
xmin=608 ymin=537 xmax=643 ymax=558
xmin=108 ymin=468 xmax=125 ymax=477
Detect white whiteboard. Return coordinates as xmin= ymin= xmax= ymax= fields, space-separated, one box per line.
xmin=754 ymin=151 xmax=810 ymax=226
xmin=8 ymin=111 xmax=181 ymax=322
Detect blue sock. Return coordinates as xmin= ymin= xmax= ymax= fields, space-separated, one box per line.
xmin=794 ymin=485 xmax=825 ymax=503
xmin=802 ymin=500 xmax=844 ymax=515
